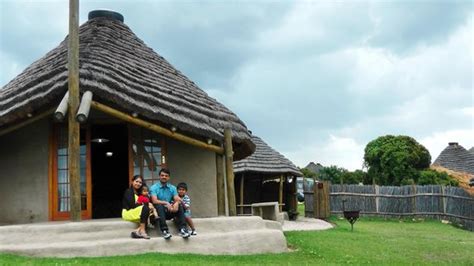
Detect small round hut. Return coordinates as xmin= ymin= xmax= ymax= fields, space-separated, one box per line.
xmin=233 ymin=135 xmax=302 ymax=219
xmin=433 ymin=142 xmax=474 ymax=175
xmin=432 ymin=142 xmax=474 ymax=192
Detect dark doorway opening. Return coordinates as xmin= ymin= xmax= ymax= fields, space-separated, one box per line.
xmin=91 ymin=124 xmax=129 ymax=219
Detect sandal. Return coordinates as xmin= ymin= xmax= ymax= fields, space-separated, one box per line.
xmin=131 ymin=231 xmax=142 ymax=239
xmin=140 ymin=232 xmax=151 ymax=239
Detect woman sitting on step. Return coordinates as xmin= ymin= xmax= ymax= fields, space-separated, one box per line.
xmin=122 ymin=175 xmax=151 ymax=239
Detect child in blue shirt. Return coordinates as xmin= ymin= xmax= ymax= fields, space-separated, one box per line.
xmin=177 ymin=182 xmax=197 ymax=235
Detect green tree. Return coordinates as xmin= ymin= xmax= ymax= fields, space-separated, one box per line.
xmin=363 ymin=135 xmax=431 ymax=185
xmin=318 ymin=166 xmax=366 ymax=184
xmin=418 ymin=169 xmax=458 ymax=186
xmin=300 ymin=168 xmax=318 ymax=180
xmin=319 ymin=165 xmax=347 ymax=184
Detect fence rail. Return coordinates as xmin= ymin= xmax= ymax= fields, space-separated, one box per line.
xmin=304 ymin=184 xmax=474 ymax=231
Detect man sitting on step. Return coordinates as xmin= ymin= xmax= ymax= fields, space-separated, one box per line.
xmin=150 ymin=168 xmax=190 ymax=239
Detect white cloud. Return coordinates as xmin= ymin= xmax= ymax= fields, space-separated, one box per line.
xmin=286 ymin=134 xmax=365 ymax=171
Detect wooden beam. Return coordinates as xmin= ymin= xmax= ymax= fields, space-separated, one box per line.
xmin=279 ymin=175 xmax=284 ymax=212
xmin=216 ymin=154 xmax=225 ymax=216
xmin=54 ymin=91 xmax=69 ymax=121
xmin=240 ymin=174 xmax=245 ymax=215
xmin=68 ymin=0 xmax=81 ymax=222
xmin=224 ymin=128 xmax=236 ymax=216
xmin=0 ymin=108 xmax=55 ymax=137
xmin=90 ymin=101 xmax=225 ymax=154
xmin=76 ymin=91 xmax=93 ymax=123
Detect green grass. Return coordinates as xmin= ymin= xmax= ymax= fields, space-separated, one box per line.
xmin=1 ymin=217 xmax=473 ymax=265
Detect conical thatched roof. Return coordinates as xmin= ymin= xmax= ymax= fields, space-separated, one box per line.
xmin=0 ymin=11 xmax=254 ymax=159
xmin=304 ymin=162 xmax=323 ymax=174
xmin=433 ymin=142 xmax=474 ymax=175
xmin=233 ymin=135 xmax=303 ymax=176
xmin=469 ymin=147 xmax=474 ymax=155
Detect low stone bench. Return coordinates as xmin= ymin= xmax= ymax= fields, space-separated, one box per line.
xmin=251 ymin=202 xmax=282 ymax=223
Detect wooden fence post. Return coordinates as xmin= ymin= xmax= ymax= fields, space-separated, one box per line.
xmin=314 ymin=181 xmax=330 ymax=219
xmin=375 ymin=184 xmax=379 ymax=215
xmin=441 ymin=185 xmax=446 ymax=216
xmin=411 ymin=184 xmax=417 ymax=215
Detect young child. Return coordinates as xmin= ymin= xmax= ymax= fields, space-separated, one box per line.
xmin=136 ymin=186 xmax=159 ymax=223
xmin=177 ymin=182 xmax=196 ymax=235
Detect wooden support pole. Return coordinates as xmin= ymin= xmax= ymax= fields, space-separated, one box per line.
xmin=68 ymin=0 xmax=81 ymax=222
xmin=224 ymin=128 xmax=236 ymax=216
xmin=216 ymin=154 xmax=226 ymax=216
xmin=76 ymin=91 xmax=93 ymax=123
xmin=279 ymin=175 xmax=284 ymax=212
xmin=240 ymin=174 xmax=245 ymax=215
xmin=54 ymin=91 xmax=69 ymax=121
xmin=290 ymin=176 xmax=297 ymax=214
xmin=90 ymin=101 xmax=224 ymax=155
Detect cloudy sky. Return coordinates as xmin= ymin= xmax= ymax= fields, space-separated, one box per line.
xmin=1 ymin=0 xmax=473 ymax=170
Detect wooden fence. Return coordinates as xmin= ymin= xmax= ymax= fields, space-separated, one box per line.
xmin=304 ymin=184 xmax=474 ymax=231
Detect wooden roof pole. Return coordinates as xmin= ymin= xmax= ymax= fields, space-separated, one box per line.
xmin=68 ymin=0 xmax=81 ymax=221
xmin=216 ymin=154 xmax=226 ymax=216
xmin=76 ymin=91 xmax=93 ymax=123
xmin=224 ymin=128 xmax=237 ymax=216
xmin=240 ymin=173 xmax=245 ymax=215
xmin=90 ymin=101 xmax=224 ymax=154
xmin=0 ymin=108 xmax=55 ymax=137
xmin=54 ymin=92 xmax=69 ymax=121
xmin=279 ymin=175 xmax=284 ymax=212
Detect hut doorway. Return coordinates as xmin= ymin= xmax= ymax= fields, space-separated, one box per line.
xmin=90 ymin=124 xmax=129 ymax=219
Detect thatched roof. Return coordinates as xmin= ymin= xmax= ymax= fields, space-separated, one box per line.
xmin=430 ymin=165 xmax=474 ymax=195
xmin=233 ymin=135 xmax=303 ymax=176
xmin=433 ymin=142 xmax=474 ymax=175
xmin=304 ymin=162 xmax=323 ymax=174
xmin=0 ymin=11 xmax=254 ymax=159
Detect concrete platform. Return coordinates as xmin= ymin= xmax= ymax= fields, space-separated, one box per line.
xmin=0 ymin=216 xmax=288 ymax=258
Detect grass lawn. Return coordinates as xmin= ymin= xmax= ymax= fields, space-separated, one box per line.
xmin=1 ymin=216 xmax=473 ymax=265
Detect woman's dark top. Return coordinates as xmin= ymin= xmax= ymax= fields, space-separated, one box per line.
xmin=122 ymin=187 xmax=139 ymax=210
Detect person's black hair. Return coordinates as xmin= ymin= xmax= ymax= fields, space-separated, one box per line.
xmin=177 ymin=182 xmax=188 ymax=191
xmin=159 ymin=168 xmax=171 ymax=175
xmin=131 ymin=175 xmax=146 ymax=190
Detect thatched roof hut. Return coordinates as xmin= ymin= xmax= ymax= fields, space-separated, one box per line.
xmin=234 ymin=136 xmax=302 ymax=176
xmin=433 ymin=142 xmax=474 ymax=175
xmin=233 ymin=135 xmax=302 ymax=219
xmin=303 ymin=162 xmax=323 ymax=175
xmin=0 ymin=11 xmax=254 ymax=160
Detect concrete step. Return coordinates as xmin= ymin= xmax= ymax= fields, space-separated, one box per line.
xmin=0 ymin=217 xmax=287 ymax=257
xmin=0 ymin=216 xmax=282 ymax=245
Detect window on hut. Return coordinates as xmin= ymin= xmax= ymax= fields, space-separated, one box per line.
xmin=131 ymin=127 xmax=165 ymax=186
xmin=57 ymin=126 xmax=87 ymax=212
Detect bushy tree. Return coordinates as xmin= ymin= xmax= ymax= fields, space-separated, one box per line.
xmin=319 ymin=166 xmax=367 ymax=184
xmin=300 ymin=168 xmax=318 ymax=179
xmin=363 ymin=135 xmax=431 ymax=185
xmin=418 ymin=169 xmax=459 ymax=186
